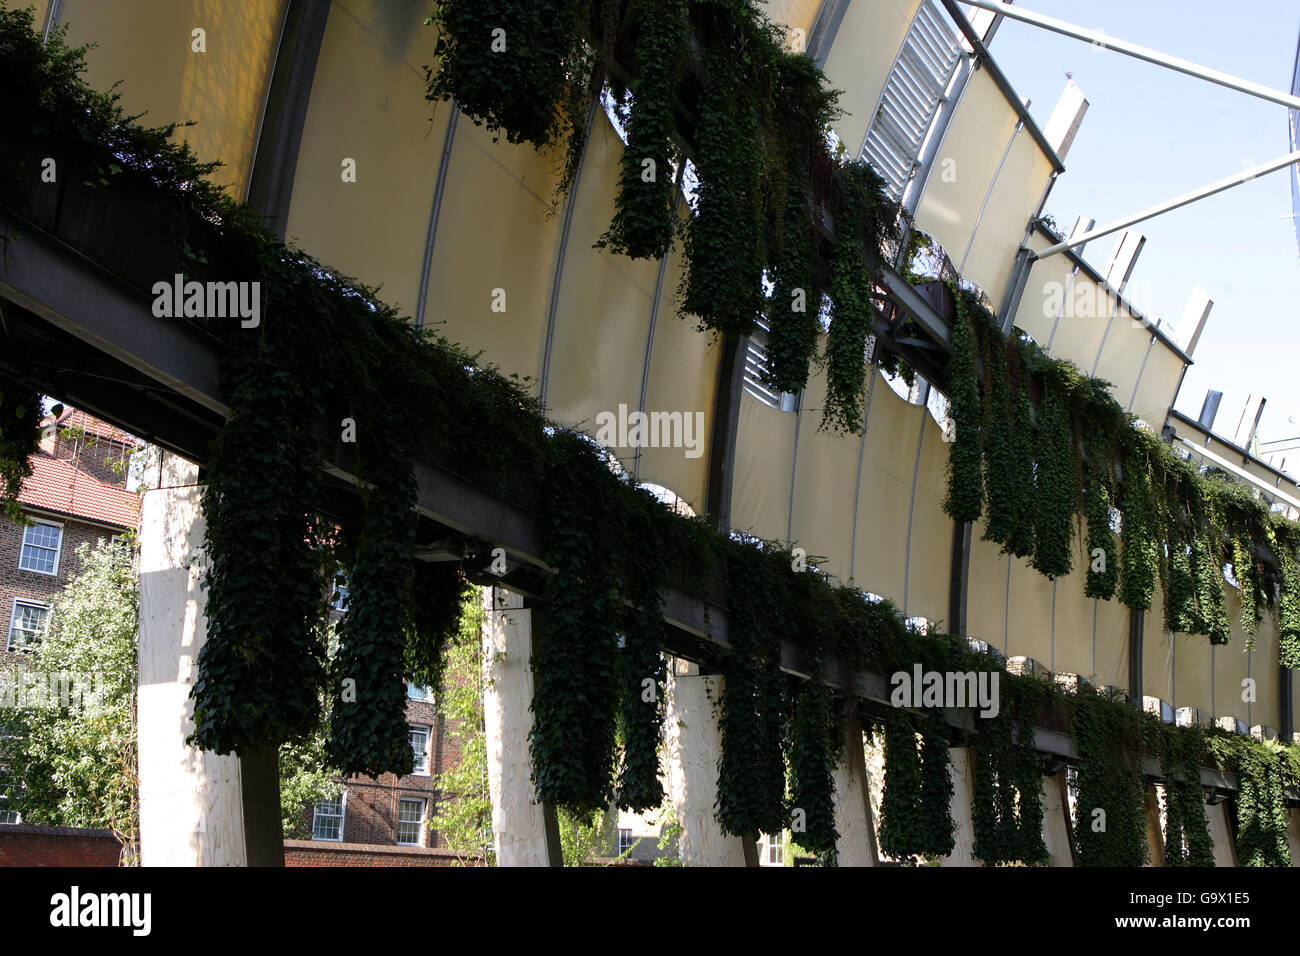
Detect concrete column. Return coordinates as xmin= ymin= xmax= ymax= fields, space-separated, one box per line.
xmin=1206 ymin=801 xmax=1238 ymax=867
xmin=1041 ymin=771 xmax=1075 ymax=865
xmin=664 ymin=659 xmax=748 ymax=866
xmin=1287 ymin=808 xmax=1300 ymax=866
xmin=1143 ymin=784 xmax=1166 ymax=866
xmin=831 ymin=718 xmax=877 ymax=866
xmin=938 ymin=747 xmax=979 ymax=865
xmin=482 ymin=587 xmax=559 ymax=866
xmin=137 ymin=453 xmax=246 ymax=866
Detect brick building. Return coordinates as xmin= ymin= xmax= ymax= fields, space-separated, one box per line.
xmin=300 ymin=678 xmax=467 ymax=851
xmin=0 ymin=407 xmax=141 ymax=823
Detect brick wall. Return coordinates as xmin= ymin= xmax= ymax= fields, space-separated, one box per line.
xmin=0 ymin=823 xmax=123 ymax=866
xmin=45 ymin=431 xmax=133 ymax=487
xmin=283 ymin=839 xmax=479 ymax=867
xmin=0 ymin=515 xmax=122 ymax=667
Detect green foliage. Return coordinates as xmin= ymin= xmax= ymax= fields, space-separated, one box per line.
xmin=424 ymin=0 xmax=592 ymax=152
xmin=1208 ymin=734 xmax=1291 ymax=867
xmin=1070 ymin=685 xmax=1147 ymax=866
xmin=716 ymin=538 xmax=789 ymax=838
xmin=596 ymin=0 xmax=687 ymax=260
xmin=430 ymin=590 xmax=495 ymax=864
xmin=972 ymin=675 xmax=1049 ymax=865
xmin=1118 ymin=431 xmax=1160 ymax=612
xmin=0 ymin=541 xmax=138 ymax=860
xmin=1031 ymin=369 xmax=1076 ymax=578
xmin=1155 ymin=723 xmax=1213 ymax=867
xmin=787 ymin=679 xmax=837 ymax=855
xmin=1278 ymin=547 xmax=1300 ymax=668
xmin=942 ymin=288 xmax=983 ymax=523
xmin=1083 ymin=471 xmax=1118 ymax=599
xmin=877 ymin=709 xmax=954 ymax=863
xmin=0 ymin=378 xmax=40 ymax=523
xmin=680 ymin=16 xmax=765 ymax=337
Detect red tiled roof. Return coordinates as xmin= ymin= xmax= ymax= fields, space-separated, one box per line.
xmin=17 ymin=453 xmax=139 ymax=529
xmin=41 ymin=408 xmax=142 ymax=447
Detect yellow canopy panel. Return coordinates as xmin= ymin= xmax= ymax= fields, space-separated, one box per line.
xmin=61 ymin=0 xmax=285 ymax=200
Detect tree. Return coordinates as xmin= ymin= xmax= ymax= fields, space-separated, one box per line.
xmin=1 ymin=539 xmax=138 ymax=861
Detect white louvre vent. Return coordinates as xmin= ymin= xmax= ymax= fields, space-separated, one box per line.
xmin=861 ymin=0 xmax=963 ymax=200
xmin=742 ymin=317 xmax=789 ymax=409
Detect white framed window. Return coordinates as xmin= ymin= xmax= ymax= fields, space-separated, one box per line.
xmin=7 ymin=600 xmax=50 ymax=652
xmin=406 ymin=682 xmax=432 ymax=701
xmin=408 ymin=725 xmax=431 ymax=775
xmin=19 ymin=520 xmax=62 ymax=575
xmin=618 ymin=828 xmax=635 ymax=855
xmin=311 ymin=792 xmax=345 ymax=842
xmin=764 ymin=831 xmax=784 ymax=865
xmin=397 ymin=797 xmax=426 ymax=846
xmin=0 ymin=766 xmax=19 ymax=824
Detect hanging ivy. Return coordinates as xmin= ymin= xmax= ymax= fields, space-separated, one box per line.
xmin=1031 ymin=369 xmax=1076 ymax=579
xmin=0 ymin=378 xmax=41 ymax=524
xmin=680 ymin=17 xmax=766 ymax=337
xmin=1208 ymin=734 xmax=1292 ymax=867
xmin=972 ymin=675 xmax=1049 ymax=865
xmin=787 ymin=676 xmax=838 ymax=856
xmin=1083 ymin=471 xmax=1119 ymax=599
xmin=1005 ymin=362 xmax=1038 ymax=559
xmin=1118 ymin=431 xmax=1160 ymax=612
xmin=596 ymin=0 xmax=687 ymax=260
xmin=1070 ymin=685 xmax=1148 ymax=866
xmin=1278 ymin=544 xmax=1300 ymax=668
xmin=407 ymin=563 xmax=474 ymax=695
xmin=716 ymin=539 xmax=789 ymax=839
xmin=528 ymin=433 xmax=624 ymax=815
xmin=762 ymin=54 xmax=838 ymax=396
xmin=425 ymin=0 xmax=592 ymax=151
xmin=877 ymin=708 xmax=954 ymax=862
xmin=981 ymin=332 xmax=1017 ymax=547
xmin=942 ymin=287 xmax=983 ymax=524
xmin=1156 ymin=723 xmax=1213 ymax=867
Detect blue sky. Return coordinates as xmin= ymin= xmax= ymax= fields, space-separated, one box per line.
xmin=981 ymin=0 xmax=1300 ymax=464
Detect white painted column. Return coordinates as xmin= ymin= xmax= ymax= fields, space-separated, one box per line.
xmin=1041 ymin=771 xmax=1075 ymax=865
xmin=482 ymin=586 xmax=556 ymax=866
xmin=664 ymin=659 xmax=748 ymax=866
xmin=831 ymin=718 xmax=877 ymax=866
xmin=137 ymin=453 xmax=246 ymax=866
xmin=939 ymin=747 xmax=979 ymax=865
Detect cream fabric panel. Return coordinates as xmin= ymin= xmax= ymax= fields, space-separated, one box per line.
xmin=904 ymin=415 xmax=951 ymax=622
xmin=850 ymin=374 xmax=917 ymax=604
xmin=1051 ymin=562 xmax=1096 ymax=680
xmin=1045 ymin=272 xmax=1111 ymax=376
xmin=763 ymin=0 xmax=821 ymax=35
xmin=287 ymin=0 xmax=446 ymax=320
xmin=1093 ymin=307 xmax=1150 ymax=417
xmin=1094 ymin=591 xmax=1130 ymax=689
xmin=26 ymin=0 xmax=52 ymax=30
xmin=961 ymin=134 xmax=1053 ymax=308
xmin=1129 ymin=343 xmax=1185 ymax=429
xmin=637 ymin=230 xmax=718 ymax=512
xmin=1013 ymin=245 xmax=1075 ymax=345
xmin=61 ymin=0 xmax=285 ymax=199
xmin=731 ymin=393 xmax=797 ymax=543
xmin=1005 ymin=558 xmax=1052 ymax=667
xmin=420 ymin=123 xmax=562 ymax=384
xmin=913 ymin=70 xmax=1018 ymax=284
xmin=790 ymin=364 xmax=864 ymax=581
xmin=1213 ymin=624 xmax=1251 ymax=727
xmin=1143 ymin=596 xmax=1175 ymax=704
xmin=545 ymin=119 xmax=657 ymax=436
xmin=1246 ymin=601 xmax=1279 ymax=731
xmin=966 ymin=539 xmax=1007 ymax=651
xmin=1173 ymin=630 xmax=1213 ymax=719
xmin=820 ymin=0 xmax=922 ymax=156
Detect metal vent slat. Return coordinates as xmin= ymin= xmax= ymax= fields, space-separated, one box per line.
xmin=861 ymin=0 xmax=963 ymax=200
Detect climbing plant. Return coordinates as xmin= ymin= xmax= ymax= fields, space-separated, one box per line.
xmin=1208 ymin=733 xmax=1292 ymax=867
xmin=877 ymin=708 xmax=954 ymax=863
xmin=1070 ymin=685 xmax=1148 ymax=867
xmin=1031 ymin=366 xmax=1077 ymax=579
xmin=0 ymin=378 xmax=41 ymax=523
xmin=1156 ymin=723 xmax=1213 ymax=867
xmin=971 ymin=675 xmax=1049 ymax=865
xmin=942 ymin=287 xmax=982 ymax=524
